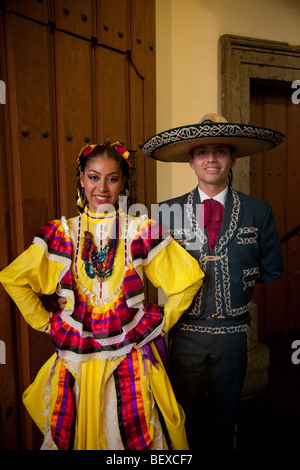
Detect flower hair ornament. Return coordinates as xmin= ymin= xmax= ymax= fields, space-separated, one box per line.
xmin=111 ymin=141 xmax=131 ymax=167
xmin=77 ymin=141 xmax=131 ymax=167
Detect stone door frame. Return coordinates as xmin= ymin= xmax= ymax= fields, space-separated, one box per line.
xmin=220 ymin=34 xmax=300 ymax=194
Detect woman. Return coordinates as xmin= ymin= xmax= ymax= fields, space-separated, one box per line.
xmin=0 ymin=142 xmax=204 ymax=450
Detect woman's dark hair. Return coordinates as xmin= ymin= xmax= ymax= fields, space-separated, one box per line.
xmin=76 ymin=144 xmax=130 ymax=210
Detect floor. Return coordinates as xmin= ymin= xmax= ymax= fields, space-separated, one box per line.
xmin=236 ymin=331 xmax=300 ymax=456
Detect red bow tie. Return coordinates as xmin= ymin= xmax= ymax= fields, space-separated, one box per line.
xmin=199 ymin=199 xmax=224 ymax=251
xmin=202 ymin=199 xmax=224 ymax=226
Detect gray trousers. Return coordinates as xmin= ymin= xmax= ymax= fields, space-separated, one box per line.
xmin=170 ymin=326 xmax=248 ymax=451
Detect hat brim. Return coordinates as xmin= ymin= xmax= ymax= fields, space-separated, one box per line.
xmin=142 ymin=122 xmax=285 ymax=162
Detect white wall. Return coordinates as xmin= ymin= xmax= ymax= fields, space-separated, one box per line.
xmin=155 ymin=0 xmax=300 ymax=201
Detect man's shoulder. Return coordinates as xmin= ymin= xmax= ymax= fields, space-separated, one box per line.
xmin=235 ymin=189 xmax=270 ymax=211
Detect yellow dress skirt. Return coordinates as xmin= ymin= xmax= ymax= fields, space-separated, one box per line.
xmin=0 ymin=209 xmax=204 ymax=450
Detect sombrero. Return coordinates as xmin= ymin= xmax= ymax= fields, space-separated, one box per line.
xmin=142 ymin=113 xmax=285 ymax=162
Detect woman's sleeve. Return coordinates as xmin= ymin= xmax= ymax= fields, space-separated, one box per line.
xmin=138 ymin=221 xmax=204 ymax=332
xmin=0 ymin=218 xmax=73 ymax=332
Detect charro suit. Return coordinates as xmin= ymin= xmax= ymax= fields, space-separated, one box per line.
xmin=156 ymin=185 xmax=283 ymax=450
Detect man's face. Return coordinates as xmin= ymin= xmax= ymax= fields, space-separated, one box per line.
xmin=190 ymin=143 xmax=236 ymax=193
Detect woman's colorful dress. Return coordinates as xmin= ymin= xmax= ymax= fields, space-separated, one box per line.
xmin=0 ymin=208 xmax=204 ymax=450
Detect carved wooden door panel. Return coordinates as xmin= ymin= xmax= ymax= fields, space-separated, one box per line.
xmin=54 ymin=30 xmax=95 ymax=217
xmin=94 ymin=46 xmax=129 ymax=145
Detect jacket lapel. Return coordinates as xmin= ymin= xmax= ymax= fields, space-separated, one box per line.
xmin=187 ymin=186 xmax=242 ymax=256
xmin=215 ymin=187 xmax=242 ymax=254
xmin=188 ymin=186 xmax=210 ymax=256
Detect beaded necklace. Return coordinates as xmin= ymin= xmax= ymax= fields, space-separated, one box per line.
xmin=81 ymin=215 xmax=119 ymax=282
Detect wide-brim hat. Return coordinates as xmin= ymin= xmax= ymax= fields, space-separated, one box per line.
xmin=142 ymin=113 xmax=285 ymax=162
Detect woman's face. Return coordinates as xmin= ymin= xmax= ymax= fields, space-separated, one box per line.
xmin=80 ymin=154 xmax=125 ymax=213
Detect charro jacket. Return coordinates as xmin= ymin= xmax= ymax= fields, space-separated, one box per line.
xmin=156 ymin=186 xmax=283 ymax=329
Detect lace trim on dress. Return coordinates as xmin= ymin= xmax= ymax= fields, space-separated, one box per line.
xmin=33 ymin=236 xmax=71 ymax=268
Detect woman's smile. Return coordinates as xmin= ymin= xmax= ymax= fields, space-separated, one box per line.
xmin=80 ymin=155 xmax=125 ymax=213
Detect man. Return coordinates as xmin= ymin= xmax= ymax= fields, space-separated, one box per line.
xmin=142 ymin=113 xmax=284 ymax=451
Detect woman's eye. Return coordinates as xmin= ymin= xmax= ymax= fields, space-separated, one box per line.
xmin=107 ymin=177 xmax=119 ymax=183
xmin=87 ymin=174 xmax=119 ymax=183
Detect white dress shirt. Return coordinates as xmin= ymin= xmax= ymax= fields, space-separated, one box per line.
xmin=198 ymin=186 xmax=228 ymax=207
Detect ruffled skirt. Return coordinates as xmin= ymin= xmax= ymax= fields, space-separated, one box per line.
xmin=23 ymin=342 xmax=188 ymax=450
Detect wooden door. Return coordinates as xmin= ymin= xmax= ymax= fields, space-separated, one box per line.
xmin=0 ymin=0 xmax=156 ymax=449
xmin=2 ymin=10 xmax=57 ymax=450
xmin=250 ymin=79 xmax=300 ymax=338
xmin=0 ymin=9 xmax=20 ymax=449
